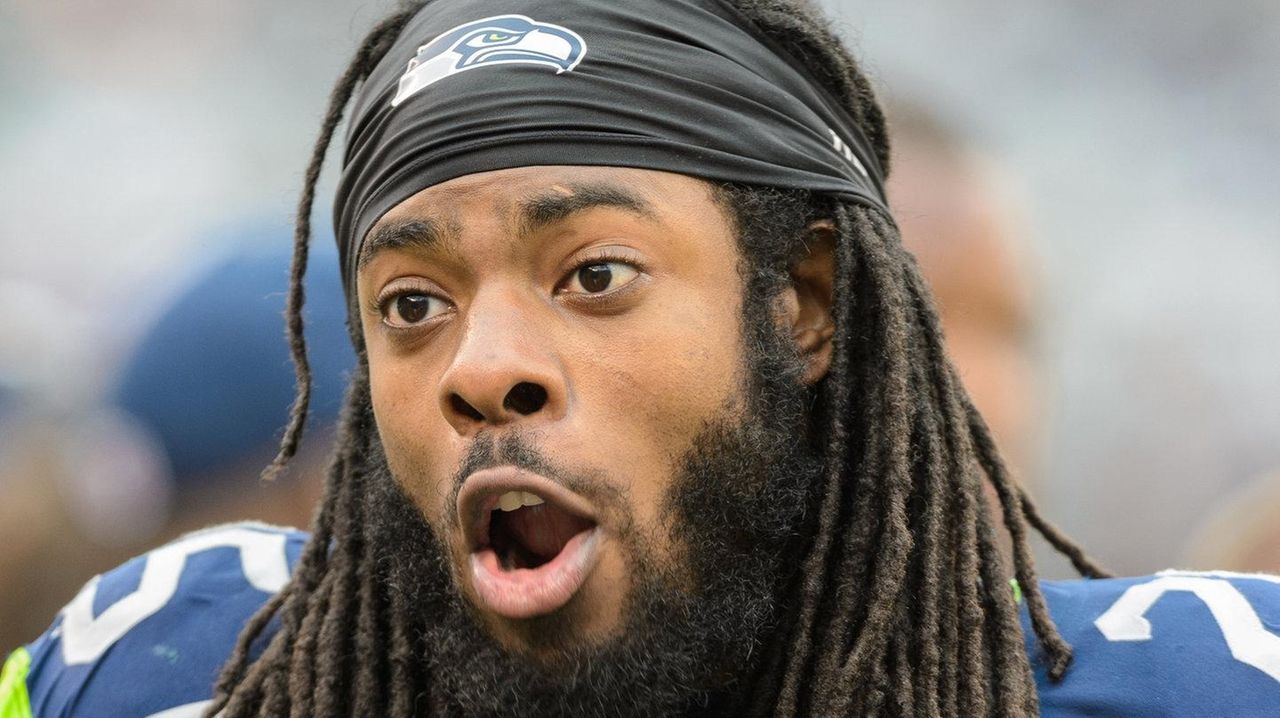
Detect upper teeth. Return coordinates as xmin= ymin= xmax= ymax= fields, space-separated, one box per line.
xmin=496 ymin=491 xmax=546 ymax=512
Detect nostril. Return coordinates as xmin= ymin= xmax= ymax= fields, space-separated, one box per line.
xmin=503 ymin=382 xmax=548 ymax=415
xmin=450 ymin=393 xmax=485 ymax=421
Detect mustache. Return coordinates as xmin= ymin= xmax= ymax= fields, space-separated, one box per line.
xmin=443 ymin=431 xmax=627 ymax=533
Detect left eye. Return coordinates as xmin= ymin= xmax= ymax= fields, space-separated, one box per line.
xmin=381 ymin=292 xmax=449 ymax=328
xmin=563 ymin=261 xmax=640 ymax=295
xmin=484 ymin=32 xmax=513 ymax=42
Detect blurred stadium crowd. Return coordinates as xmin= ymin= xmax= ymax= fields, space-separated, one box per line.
xmin=1 ymin=0 xmax=1277 ymax=650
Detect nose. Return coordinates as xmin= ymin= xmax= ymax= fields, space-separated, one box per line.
xmin=438 ymin=294 xmax=566 ymax=436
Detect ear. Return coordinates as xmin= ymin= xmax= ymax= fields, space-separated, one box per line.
xmin=777 ymin=219 xmax=837 ymax=384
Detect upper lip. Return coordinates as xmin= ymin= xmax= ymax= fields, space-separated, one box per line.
xmin=457 ymin=466 xmax=599 ymax=551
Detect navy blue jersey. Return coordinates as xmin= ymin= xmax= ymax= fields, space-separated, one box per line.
xmin=1027 ymin=570 xmax=1280 ymax=716
xmin=4 ymin=523 xmax=1278 ymax=716
xmin=4 ymin=524 xmax=307 ymax=718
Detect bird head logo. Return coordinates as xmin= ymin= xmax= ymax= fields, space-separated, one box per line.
xmin=391 ymin=15 xmax=587 ymax=107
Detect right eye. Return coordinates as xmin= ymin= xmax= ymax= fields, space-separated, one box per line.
xmin=381 ymin=292 xmax=450 ymax=329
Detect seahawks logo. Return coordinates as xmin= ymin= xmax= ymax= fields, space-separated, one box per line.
xmin=392 ymin=15 xmax=587 ymax=107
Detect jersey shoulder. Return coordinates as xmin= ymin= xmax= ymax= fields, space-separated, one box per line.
xmin=7 ymin=522 xmax=307 ymax=718
xmin=1029 ymin=570 xmax=1280 ymax=717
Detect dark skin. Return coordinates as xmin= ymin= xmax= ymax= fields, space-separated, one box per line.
xmin=356 ymin=166 xmax=834 ymax=657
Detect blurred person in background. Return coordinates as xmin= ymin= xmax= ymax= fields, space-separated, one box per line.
xmin=884 ymin=101 xmax=1047 ymax=568
xmin=108 ymin=226 xmax=355 ymax=537
xmin=0 ymin=396 xmax=157 ymax=652
xmin=1181 ymin=469 xmax=1280 ymax=574
xmin=0 ymin=281 xmax=123 ymax=652
xmin=886 ymin=101 xmax=1039 ymax=482
xmin=0 ymin=388 xmax=80 ymax=652
xmin=0 ymin=227 xmax=353 ymax=651
xmin=0 ymin=398 xmax=172 ymax=652
xmin=885 ymin=100 xmax=1280 ymax=584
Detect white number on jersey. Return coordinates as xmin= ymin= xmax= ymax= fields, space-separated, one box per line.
xmin=1094 ymin=570 xmax=1280 ymax=683
xmin=58 ymin=526 xmax=291 ymax=666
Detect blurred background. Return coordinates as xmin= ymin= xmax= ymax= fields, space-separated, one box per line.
xmin=1 ymin=0 xmax=1277 ymax=648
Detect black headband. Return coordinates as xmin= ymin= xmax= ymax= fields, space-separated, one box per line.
xmin=335 ymin=0 xmax=889 ymax=290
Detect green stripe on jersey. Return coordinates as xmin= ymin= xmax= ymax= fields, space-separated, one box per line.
xmin=0 ymin=648 xmax=33 ymax=718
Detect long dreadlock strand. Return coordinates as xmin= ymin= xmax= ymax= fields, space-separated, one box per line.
xmin=772 ymin=201 xmax=860 ymax=717
xmin=208 ymin=367 xmax=380 ymax=717
xmin=960 ymin=391 xmax=1110 ymax=679
xmin=897 ymin=232 xmax=1043 ymax=709
xmin=310 ymin=429 xmax=369 ymax=713
xmin=899 ymin=236 xmax=1036 ymax=709
xmin=805 ymin=210 xmax=886 ymax=707
xmin=209 ymin=3 xmax=418 ymax=710
xmin=904 ymin=326 xmax=948 ymax=717
xmin=260 ymin=7 xmax=419 ymax=482
xmin=210 ymin=443 xmax=344 ymax=718
xmin=977 ymin=496 xmax=1040 ymax=713
xmin=932 ymin=349 xmax=994 ymax=714
xmin=1016 ymin=482 xmax=1112 ymax=580
xmin=821 ymin=208 xmax=916 ymax=714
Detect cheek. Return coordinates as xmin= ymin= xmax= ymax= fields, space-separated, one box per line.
xmin=572 ymin=285 xmax=746 ymax=512
xmin=366 ymin=343 xmax=459 ymax=523
xmin=622 ymin=297 xmax=737 ymax=405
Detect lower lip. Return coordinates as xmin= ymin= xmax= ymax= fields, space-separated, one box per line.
xmin=469 ymin=527 xmax=601 ymax=619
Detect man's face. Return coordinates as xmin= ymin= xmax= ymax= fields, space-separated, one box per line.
xmin=356 ymin=166 xmax=790 ymax=654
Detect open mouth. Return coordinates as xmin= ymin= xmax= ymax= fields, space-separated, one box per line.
xmin=485 ymin=491 xmax=595 ymax=569
xmin=461 ymin=468 xmax=602 ymax=619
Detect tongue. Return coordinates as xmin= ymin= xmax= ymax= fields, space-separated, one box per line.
xmin=506 ymin=504 xmax=592 ymax=560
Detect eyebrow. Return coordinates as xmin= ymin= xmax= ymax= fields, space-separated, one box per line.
xmin=358 ymin=182 xmax=657 ymax=270
xmin=517 ymin=182 xmax=657 ymax=237
xmin=357 ymin=218 xmax=448 ymax=271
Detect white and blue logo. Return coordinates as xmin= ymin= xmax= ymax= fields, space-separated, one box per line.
xmin=391 ymin=14 xmax=587 ymax=107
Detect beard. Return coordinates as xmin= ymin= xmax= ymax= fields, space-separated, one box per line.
xmin=362 ymin=296 xmax=825 ymax=717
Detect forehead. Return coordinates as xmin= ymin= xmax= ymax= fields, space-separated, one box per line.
xmin=359 ymin=166 xmax=726 ymax=263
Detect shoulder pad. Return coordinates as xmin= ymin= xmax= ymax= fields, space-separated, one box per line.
xmin=19 ymin=522 xmax=307 ymax=718
xmin=1030 ymin=570 xmax=1280 ymax=717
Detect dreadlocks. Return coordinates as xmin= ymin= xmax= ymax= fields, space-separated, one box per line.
xmin=206 ymin=1 xmax=1109 ymax=715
